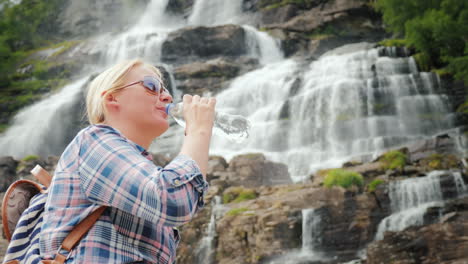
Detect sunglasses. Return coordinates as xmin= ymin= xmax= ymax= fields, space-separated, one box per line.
xmin=101 ymin=76 xmax=168 ymax=96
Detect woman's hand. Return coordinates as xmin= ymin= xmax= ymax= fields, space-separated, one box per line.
xmin=179 ymin=94 xmax=216 ymax=178
xmin=182 ymin=94 xmax=216 ymax=136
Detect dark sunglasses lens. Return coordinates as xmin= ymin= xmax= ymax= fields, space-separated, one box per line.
xmin=143 ymin=77 xmax=161 ymax=93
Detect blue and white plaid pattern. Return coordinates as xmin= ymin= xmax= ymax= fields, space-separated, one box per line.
xmin=39 ymin=124 xmax=208 ymax=263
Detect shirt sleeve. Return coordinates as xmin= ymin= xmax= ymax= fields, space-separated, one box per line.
xmin=77 ymin=126 xmax=208 ymax=227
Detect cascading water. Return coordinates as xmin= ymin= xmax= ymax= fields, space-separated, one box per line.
xmin=194 ymin=196 xmax=226 ymax=264
xmin=188 ymin=0 xmax=248 ymax=26
xmin=210 ymin=42 xmax=457 ymax=181
xmin=375 ymin=170 xmax=468 ymax=240
xmin=0 ymin=0 xmax=284 ymax=159
xmin=269 ymin=209 xmax=327 ymax=264
xmin=0 ymin=77 xmax=88 ymax=158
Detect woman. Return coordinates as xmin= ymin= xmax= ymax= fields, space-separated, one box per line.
xmin=39 ymin=59 xmax=215 ymax=263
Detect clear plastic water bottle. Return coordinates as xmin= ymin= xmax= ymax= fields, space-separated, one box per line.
xmin=165 ymin=102 xmax=251 ymax=142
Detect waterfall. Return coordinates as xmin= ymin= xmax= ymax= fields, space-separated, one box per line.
xmin=194 ymin=196 xmax=225 ymax=264
xmin=99 ymin=0 xmax=182 ymax=65
xmin=0 ymin=0 xmax=179 ymax=158
xmin=0 ymin=0 xmax=461 ymax=184
xmin=375 ymin=170 xmax=467 ymax=240
xmin=188 ymin=0 xmax=247 ymax=26
xmin=453 ymin=172 xmax=468 ymax=195
xmin=210 ymin=43 xmax=457 ymax=181
xmin=0 ymin=77 xmax=88 ymax=158
xmin=243 ymin=25 xmax=284 ymax=65
xmin=268 ymin=209 xmax=327 ymax=264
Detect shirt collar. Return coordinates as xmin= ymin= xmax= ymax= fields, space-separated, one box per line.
xmin=94 ymin=124 xmax=153 ymax=161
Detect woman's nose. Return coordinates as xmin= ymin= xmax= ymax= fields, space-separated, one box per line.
xmin=160 ymin=91 xmax=173 ymax=103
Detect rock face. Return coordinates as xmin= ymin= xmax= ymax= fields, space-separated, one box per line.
xmin=162 ymin=25 xmax=248 ymax=64
xmin=367 ymin=197 xmax=468 ymax=263
xmin=255 ymin=0 xmax=386 ymax=57
xmin=0 ymin=157 xmax=18 ymax=192
xmin=224 ymin=153 xmax=292 ymax=187
xmin=173 ymin=57 xmax=258 ymax=95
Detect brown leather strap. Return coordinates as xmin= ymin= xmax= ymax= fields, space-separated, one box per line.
xmin=51 ymin=253 xmax=67 ymax=264
xmin=30 ymin=165 xmax=108 ymax=263
xmin=30 ymin=165 xmax=52 ymax=188
xmin=61 ymin=206 xmax=107 ymax=251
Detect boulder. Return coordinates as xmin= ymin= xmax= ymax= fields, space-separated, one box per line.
xmin=407 ymin=134 xmax=461 ymax=162
xmin=207 ymin=156 xmax=228 ymax=182
xmin=0 ymin=157 xmax=18 ymax=192
xmin=165 ymin=0 xmax=194 ymax=15
xmin=226 ymin=153 xmax=292 ymax=187
xmin=172 ymin=57 xmax=258 ymax=95
xmin=260 ymin=4 xmax=299 ymax=25
xmin=161 ymin=25 xmax=248 ymax=63
xmin=367 ymin=197 xmax=468 ymax=263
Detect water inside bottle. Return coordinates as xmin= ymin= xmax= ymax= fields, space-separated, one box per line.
xmin=167 ymin=103 xmax=251 ymax=143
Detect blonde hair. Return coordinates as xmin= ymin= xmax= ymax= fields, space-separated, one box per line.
xmin=86 ymin=59 xmax=163 ymax=124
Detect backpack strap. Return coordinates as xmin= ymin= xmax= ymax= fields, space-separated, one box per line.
xmin=48 ymin=206 xmax=107 ymax=264
xmin=29 ymin=166 xmax=108 ymax=264
xmin=31 ymin=165 xmax=53 ymax=188
xmin=2 ymin=179 xmax=43 ymax=241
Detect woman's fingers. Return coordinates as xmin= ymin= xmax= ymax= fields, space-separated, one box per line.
xmin=200 ymin=97 xmax=208 ymax=104
xmin=183 ymin=94 xmax=192 ymax=104
xmin=208 ymin=98 xmax=216 ymax=108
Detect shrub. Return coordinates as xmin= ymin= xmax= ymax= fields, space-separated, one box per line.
xmin=226 ymin=208 xmax=249 ymax=216
xmin=223 ymin=187 xmax=257 ymax=204
xmin=380 ymin=150 xmax=407 ymax=171
xmin=323 ymin=169 xmax=364 ymax=189
xmin=367 ymin=179 xmax=385 ymax=192
xmin=22 ymin=155 xmax=40 ymax=162
xmin=421 ymin=153 xmax=459 ymax=170
xmin=378 ymin=39 xmax=408 ymax=47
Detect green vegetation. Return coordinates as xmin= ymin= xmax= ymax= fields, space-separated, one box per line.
xmin=22 ymin=155 xmax=40 ymax=162
xmin=0 ymin=0 xmax=62 ymax=78
xmin=367 ymin=179 xmax=385 ymax=192
xmin=378 ymin=39 xmax=408 ymax=48
xmin=374 ymin=0 xmax=468 ymax=84
xmin=262 ymin=0 xmax=319 ymax=10
xmin=380 ymin=150 xmax=407 ymax=171
xmin=323 ymin=169 xmax=364 ymax=189
xmin=226 ymin=207 xmax=249 ymax=216
xmin=223 ymin=187 xmax=257 ymax=204
xmin=0 ymin=0 xmax=65 ymax=130
xmin=420 ymin=153 xmax=459 ymax=170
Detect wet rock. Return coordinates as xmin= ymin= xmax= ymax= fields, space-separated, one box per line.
xmin=207 ymin=156 xmax=228 ymax=182
xmin=162 ymin=25 xmax=248 ymax=64
xmin=166 ymin=0 xmax=194 ymax=15
xmin=407 ymin=134 xmax=460 ymax=162
xmin=151 ymin=153 xmax=173 ymax=167
xmin=226 ymin=153 xmax=292 ymax=187
xmin=0 ymin=157 xmax=18 ymax=192
xmin=260 ymin=4 xmax=299 ymax=25
xmin=367 ymin=197 xmax=468 ymax=264
xmin=346 ymin=162 xmax=385 ymax=178
xmin=172 ymin=57 xmax=258 ymax=95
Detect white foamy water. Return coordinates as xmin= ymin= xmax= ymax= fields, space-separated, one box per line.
xmin=268 ymin=208 xmax=327 ymax=264
xmin=188 ymin=0 xmax=248 ymax=26
xmin=375 ymin=170 xmax=468 ymax=240
xmin=0 ymin=77 xmax=88 ymax=158
xmin=209 ymin=44 xmax=456 ymax=181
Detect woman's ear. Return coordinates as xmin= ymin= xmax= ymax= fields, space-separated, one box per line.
xmin=104 ymin=93 xmax=120 ymax=113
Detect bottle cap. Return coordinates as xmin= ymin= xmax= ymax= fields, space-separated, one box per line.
xmin=165 ymin=103 xmax=175 ymax=115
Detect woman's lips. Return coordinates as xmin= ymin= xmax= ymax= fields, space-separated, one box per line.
xmin=155 ymin=106 xmax=168 ymax=119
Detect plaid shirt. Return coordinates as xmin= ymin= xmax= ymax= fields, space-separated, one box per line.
xmin=40 ymin=124 xmax=208 ymax=263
